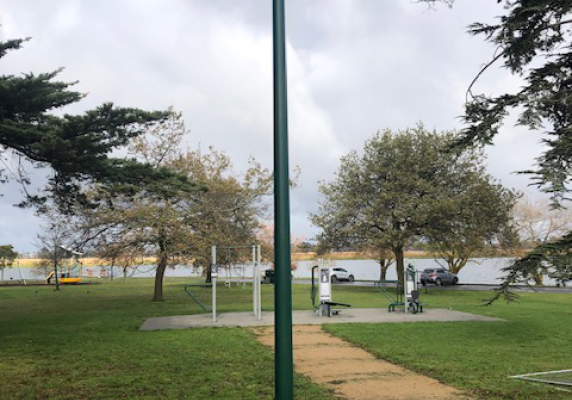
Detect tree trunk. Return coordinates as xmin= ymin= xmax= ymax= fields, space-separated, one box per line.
xmin=379 ymin=258 xmax=390 ymax=281
xmin=153 ymin=258 xmax=168 ymax=302
xmin=53 ymin=252 xmax=60 ymax=291
xmin=445 ymin=254 xmax=455 ymax=272
xmin=205 ymin=264 xmax=212 ymax=284
xmin=450 ymin=257 xmax=468 ymax=274
xmin=153 ymin=242 xmax=168 ymax=302
xmin=394 ymin=246 xmax=405 ymax=285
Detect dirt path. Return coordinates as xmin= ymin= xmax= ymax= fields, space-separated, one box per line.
xmin=252 ymin=325 xmax=473 ymax=400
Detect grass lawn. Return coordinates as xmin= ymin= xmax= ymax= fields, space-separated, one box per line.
xmin=325 ymin=286 xmax=572 ymax=400
xmin=0 ymin=279 xmax=332 ymax=400
xmin=1 ymin=278 xmax=571 ymax=399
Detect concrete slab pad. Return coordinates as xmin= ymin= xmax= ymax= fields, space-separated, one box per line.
xmin=139 ymin=308 xmax=502 ymax=331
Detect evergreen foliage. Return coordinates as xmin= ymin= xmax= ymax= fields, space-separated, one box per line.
xmin=430 ymin=0 xmax=572 ymax=299
xmin=0 ymin=244 xmax=18 ymax=267
xmin=0 ymin=38 xmax=190 ymax=209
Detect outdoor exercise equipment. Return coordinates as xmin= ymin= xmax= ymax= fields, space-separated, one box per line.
xmin=0 ymin=260 xmax=27 ymax=285
xmin=15 ymin=260 xmax=26 ymax=285
xmin=404 ymin=264 xmax=422 ymax=314
xmin=310 ymin=259 xmax=351 ymax=317
xmin=376 ymin=264 xmax=423 ymax=313
xmin=184 ymin=245 xmax=262 ymax=322
xmin=374 ymin=279 xmax=404 ymax=312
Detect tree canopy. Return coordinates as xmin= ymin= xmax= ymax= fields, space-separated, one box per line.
xmin=0 ymin=245 xmax=18 ymax=268
xmin=311 ymin=125 xmax=515 ymax=283
xmin=425 ymin=160 xmax=518 ymax=274
xmin=75 ymin=111 xmax=271 ymax=301
xmin=0 ymin=38 xmax=190 ymax=209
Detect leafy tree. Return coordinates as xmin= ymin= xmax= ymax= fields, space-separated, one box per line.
xmin=171 ymin=145 xmax=272 ymax=283
xmin=91 ymin=235 xmax=141 ymax=280
xmin=0 ymin=244 xmax=18 ymax=281
xmin=423 ymin=0 xmax=572 ymax=299
xmin=312 ymin=125 xmax=515 ymax=283
xmin=295 ymin=241 xmax=316 ymax=253
xmin=76 ymin=111 xmax=198 ymax=301
xmin=78 ymin=110 xmax=270 ymax=300
xmin=425 ymin=163 xmax=518 ymax=274
xmin=0 ymin=38 xmax=189 ymax=208
xmin=257 ymin=224 xmax=300 ymax=273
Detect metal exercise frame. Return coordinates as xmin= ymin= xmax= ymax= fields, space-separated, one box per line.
xmin=185 ymin=245 xmax=262 ymax=323
xmin=374 ymin=280 xmax=404 ymax=312
xmin=375 ymin=265 xmax=423 ymax=313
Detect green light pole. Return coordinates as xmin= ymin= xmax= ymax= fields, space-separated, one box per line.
xmin=273 ymin=0 xmax=294 ymax=399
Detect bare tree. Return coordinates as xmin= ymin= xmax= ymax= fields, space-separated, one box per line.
xmin=35 ymin=209 xmax=75 ymax=289
xmin=514 ymin=196 xmax=572 ymax=247
xmin=513 ymin=196 xmax=572 ymax=284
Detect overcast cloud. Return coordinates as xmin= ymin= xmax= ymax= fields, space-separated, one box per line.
xmin=0 ymin=1 xmax=544 ymax=252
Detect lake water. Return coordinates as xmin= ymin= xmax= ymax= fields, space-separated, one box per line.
xmin=0 ymin=257 xmax=559 ymax=286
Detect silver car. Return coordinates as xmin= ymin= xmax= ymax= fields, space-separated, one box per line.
xmin=420 ymin=268 xmax=458 ymax=286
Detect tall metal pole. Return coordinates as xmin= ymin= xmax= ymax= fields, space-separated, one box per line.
xmin=273 ymin=0 xmax=294 ymax=398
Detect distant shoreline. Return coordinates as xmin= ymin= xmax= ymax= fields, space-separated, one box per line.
xmin=9 ymin=250 xmax=523 ymax=268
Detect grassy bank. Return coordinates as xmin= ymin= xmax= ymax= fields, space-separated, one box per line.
xmin=1 ymin=279 xmax=570 ymax=399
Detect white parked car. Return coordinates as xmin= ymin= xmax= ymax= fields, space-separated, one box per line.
xmin=330 ymin=268 xmax=355 ymax=283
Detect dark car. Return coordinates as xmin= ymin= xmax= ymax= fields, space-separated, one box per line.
xmin=420 ymin=268 xmax=458 ymax=286
xmin=262 ymin=269 xmax=293 ymax=284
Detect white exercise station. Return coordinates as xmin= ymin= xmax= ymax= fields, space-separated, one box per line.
xmin=404 ymin=264 xmax=423 ymax=314
xmin=311 ymin=259 xmax=351 ymax=317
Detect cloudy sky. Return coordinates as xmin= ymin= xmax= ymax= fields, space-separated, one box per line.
xmin=0 ymin=1 xmax=544 ymax=252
